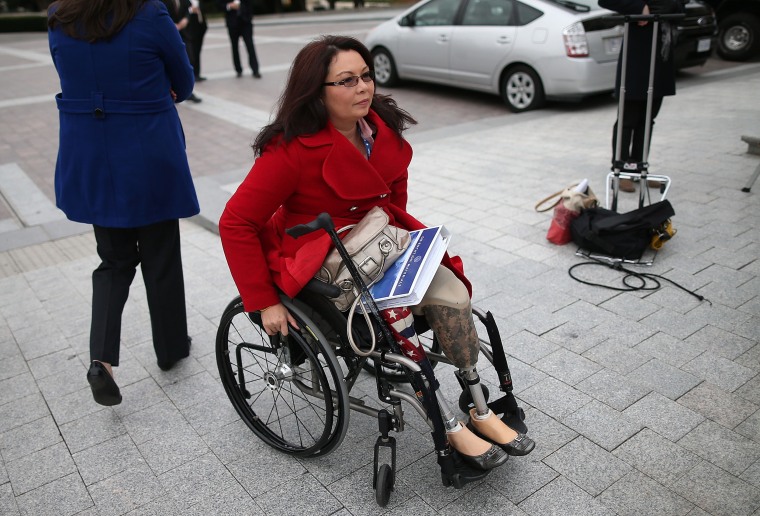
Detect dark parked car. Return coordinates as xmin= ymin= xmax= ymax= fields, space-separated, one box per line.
xmin=674 ymin=0 xmax=717 ymax=69
xmin=702 ymin=0 xmax=760 ymax=61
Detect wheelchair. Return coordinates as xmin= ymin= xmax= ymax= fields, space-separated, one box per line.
xmin=215 ymin=213 xmax=528 ymax=507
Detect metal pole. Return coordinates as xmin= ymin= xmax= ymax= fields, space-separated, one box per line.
xmin=640 ymin=18 xmax=660 ymax=209
xmin=612 ymin=20 xmax=631 ymax=213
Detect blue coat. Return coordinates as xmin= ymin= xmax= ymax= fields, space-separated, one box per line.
xmin=48 ymin=0 xmax=200 ymax=228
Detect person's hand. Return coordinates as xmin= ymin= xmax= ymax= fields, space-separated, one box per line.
xmin=227 ymin=1 xmax=240 ymax=10
xmin=260 ymin=303 xmax=299 ymax=336
xmin=170 ymin=89 xmax=177 ymax=102
xmin=190 ymin=6 xmax=201 ymax=14
xmin=176 ymin=18 xmax=188 ymax=30
xmin=638 ymin=4 xmax=650 ymax=26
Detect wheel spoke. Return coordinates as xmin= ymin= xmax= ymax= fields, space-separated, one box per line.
xmin=217 ymin=299 xmax=348 ymax=457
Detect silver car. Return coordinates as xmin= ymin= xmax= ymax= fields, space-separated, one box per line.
xmin=365 ymin=0 xmax=623 ymax=112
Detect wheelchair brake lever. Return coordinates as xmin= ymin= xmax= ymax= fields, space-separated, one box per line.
xmin=285 ymin=212 xmax=335 ymax=239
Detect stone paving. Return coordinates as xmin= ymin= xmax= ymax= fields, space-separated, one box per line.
xmin=1 ymin=10 xmax=760 ymax=516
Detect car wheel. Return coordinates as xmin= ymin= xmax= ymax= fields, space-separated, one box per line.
xmin=500 ymin=65 xmax=545 ymax=113
xmin=717 ymin=13 xmax=760 ymax=61
xmin=372 ymin=48 xmax=400 ymax=87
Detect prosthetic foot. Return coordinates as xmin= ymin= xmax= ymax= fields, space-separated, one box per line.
xmin=462 ymin=367 xmax=535 ymax=457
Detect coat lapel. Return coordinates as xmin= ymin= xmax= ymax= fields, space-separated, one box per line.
xmin=297 ymin=111 xmax=413 ymax=201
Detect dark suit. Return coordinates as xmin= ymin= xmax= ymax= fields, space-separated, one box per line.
xmin=217 ymin=0 xmax=260 ymax=76
xmin=161 ymin=0 xmax=205 ymax=79
xmin=599 ymin=0 xmax=682 ymax=163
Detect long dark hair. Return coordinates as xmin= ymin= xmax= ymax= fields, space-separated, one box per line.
xmin=253 ymin=35 xmax=417 ymax=156
xmin=48 ymin=0 xmax=147 ymax=43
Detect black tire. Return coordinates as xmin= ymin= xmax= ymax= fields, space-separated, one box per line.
xmin=500 ymin=64 xmax=545 ymax=113
xmin=375 ymin=463 xmax=394 ymax=507
xmin=372 ymin=47 xmax=400 ymax=87
xmin=717 ymin=13 xmax=760 ymax=61
xmin=216 ymin=296 xmax=350 ymax=457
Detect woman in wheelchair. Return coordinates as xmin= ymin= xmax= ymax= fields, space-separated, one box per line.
xmin=218 ymin=35 xmax=534 ymax=472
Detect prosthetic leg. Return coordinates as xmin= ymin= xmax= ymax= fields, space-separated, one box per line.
xmin=382 ymin=307 xmax=507 ymax=474
xmin=424 ymin=303 xmax=535 ymax=456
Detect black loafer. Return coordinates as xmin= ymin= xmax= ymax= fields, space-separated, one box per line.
xmin=87 ymin=362 xmax=122 ymax=406
xmin=157 ymin=336 xmax=192 ymax=371
xmin=467 ymin=422 xmax=536 ymax=457
xmin=457 ymin=444 xmax=509 ymax=471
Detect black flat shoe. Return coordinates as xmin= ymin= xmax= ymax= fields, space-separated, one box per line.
xmin=252 ymin=71 xmax=262 ymax=79
xmin=87 ymin=362 xmax=122 ymax=406
xmin=157 ymin=336 xmax=192 ymax=372
xmin=456 ymin=444 xmax=509 ymax=471
xmin=467 ymin=422 xmax=536 ymax=457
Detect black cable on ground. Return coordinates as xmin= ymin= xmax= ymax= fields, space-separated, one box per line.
xmin=568 ymin=256 xmax=711 ymax=305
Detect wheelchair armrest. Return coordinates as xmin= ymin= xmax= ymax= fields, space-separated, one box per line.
xmin=303 ymin=278 xmax=342 ymax=299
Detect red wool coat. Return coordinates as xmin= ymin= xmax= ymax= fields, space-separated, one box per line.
xmin=219 ymin=109 xmax=470 ymax=312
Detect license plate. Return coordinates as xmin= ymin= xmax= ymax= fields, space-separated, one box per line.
xmin=697 ymin=38 xmax=711 ymax=52
xmin=604 ymin=36 xmax=622 ymax=55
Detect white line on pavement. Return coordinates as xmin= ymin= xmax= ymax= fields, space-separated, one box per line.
xmin=0 ymin=162 xmax=65 ymax=227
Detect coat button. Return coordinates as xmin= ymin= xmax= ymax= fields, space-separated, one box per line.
xmin=379 ymin=194 xmax=387 ymax=198
xmin=349 ymin=206 xmax=357 ymax=211
xmin=93 ymin=108 xmax=104 ymax=119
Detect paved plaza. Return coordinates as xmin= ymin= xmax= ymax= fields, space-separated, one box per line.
xmin=1 ymin=11 xmax=760 ymax=516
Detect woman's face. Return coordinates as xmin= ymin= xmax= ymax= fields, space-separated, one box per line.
xmin=322 ymin=50 xmax=374 ymax=131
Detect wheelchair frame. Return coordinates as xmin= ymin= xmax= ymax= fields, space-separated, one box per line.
xmin=216 ymin=213 xmax=526 ymax=507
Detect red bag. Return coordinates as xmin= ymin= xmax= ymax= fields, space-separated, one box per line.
xmin=536 ymin=184 xmax=598 ymax=245
xmin=546 ymin=202 xmax=579 ymax=244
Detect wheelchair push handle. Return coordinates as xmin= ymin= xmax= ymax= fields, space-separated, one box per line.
xmin=285 ymin=212 xmax=335 ymax=239
xmin=602 ymin=13 xmax=685 ymax=23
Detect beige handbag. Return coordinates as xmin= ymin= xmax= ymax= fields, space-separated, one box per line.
xmin=315 ymin=206 xmax=410 ymax=311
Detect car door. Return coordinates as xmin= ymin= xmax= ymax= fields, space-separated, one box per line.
xmin=448 ymin=0 xmax=517 ymax=87
xmin=397 ymin=0 xmax=461 ymax=81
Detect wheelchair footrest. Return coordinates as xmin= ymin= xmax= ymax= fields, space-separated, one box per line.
xmin=488 ymin=394 xmax=528 ymax=435
xmin=440 ymin=451 xmax=490 ymax=489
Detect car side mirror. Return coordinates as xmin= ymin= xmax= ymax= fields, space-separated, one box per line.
xmin=400 ymin=14 xmax=415 ymax=27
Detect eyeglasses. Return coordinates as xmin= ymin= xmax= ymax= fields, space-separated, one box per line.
xmin=323 ymin=71 xmax=375 ymax=88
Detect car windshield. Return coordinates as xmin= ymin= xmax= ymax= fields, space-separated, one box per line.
xmin=544 ymin=0 xmax=599 ymax=12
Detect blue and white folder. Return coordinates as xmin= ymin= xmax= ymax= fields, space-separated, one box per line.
xmin=364 ymin=225 xmax=451 ymax=310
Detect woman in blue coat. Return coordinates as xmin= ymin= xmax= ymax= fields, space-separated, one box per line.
xmin=48 ymin=0 xmax=200 ymax=406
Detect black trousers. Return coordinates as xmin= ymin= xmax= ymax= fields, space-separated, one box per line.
xmin=612 ymin=97 xmax=663 ymax=163
xmin=184 ymin=28 xmax=206 ymax=79
xmin=226 ymin=18 xmax=259 ymax=75
xmin=90 ymin=220 xmax=190 ymax=367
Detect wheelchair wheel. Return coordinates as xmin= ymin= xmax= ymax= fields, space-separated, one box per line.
xmin=216 ymin=296 xmax=350 ymax=457
xmin=375 ymin=463 xmax=394 ymax=507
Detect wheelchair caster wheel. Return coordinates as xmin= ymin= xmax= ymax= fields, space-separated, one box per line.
xmin=375 ymin=463 xmax=393 ymax=507
xmin=458 ymin=384 xmax=489 ymax=414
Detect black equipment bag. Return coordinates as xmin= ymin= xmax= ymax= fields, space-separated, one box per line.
xmin=570 ymin=200 xmax=675 ymax=259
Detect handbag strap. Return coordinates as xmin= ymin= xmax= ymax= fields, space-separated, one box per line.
xmin=535 ymin=183 xmax=580 ymax=212
xmin=534 ymin=190 xmax=564 ymax=212
xmin=346 ymin=293 xmax=375 ymax=357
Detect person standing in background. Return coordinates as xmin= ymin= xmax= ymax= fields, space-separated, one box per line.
xmin=185 ymin=0 xmax=208 ymax=83
xmin=163 ymin=0 xmax=203 ymax=102
xmin=48 ymin=0 xmax=199 ymax=406
xmin=217 ymin=0 xmax=261 ymax=78
xmin=599 ymin=0 xmax=683 ymax=192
